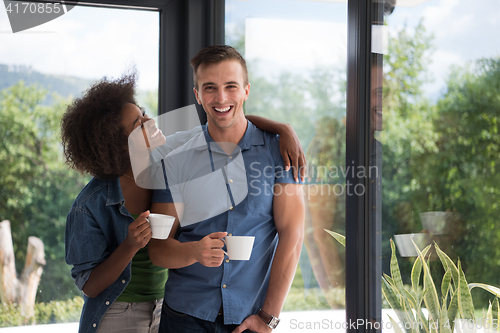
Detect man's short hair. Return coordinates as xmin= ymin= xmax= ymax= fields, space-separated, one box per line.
xmin=190 ymin=45 xmax=248 ymax=90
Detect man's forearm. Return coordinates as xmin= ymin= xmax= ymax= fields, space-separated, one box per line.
xmin=261 ymin=227 xmax=304 ymax=317
xmin=148 ymin=238 xmax=197 ymax=269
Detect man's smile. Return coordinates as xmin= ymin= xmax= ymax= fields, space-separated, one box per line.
xmin=213 ymin=106 xmax=233 ymax=113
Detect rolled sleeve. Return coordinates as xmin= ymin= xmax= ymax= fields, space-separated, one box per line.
xmin=65 ymin=208 xmax=111 ymax=280
xmin=74 ymin=268 xmax=93 ymax=291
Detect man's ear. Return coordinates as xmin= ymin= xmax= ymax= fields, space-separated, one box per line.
xmin=193 ymin=87 xmax=201 ymax=105
xmin=244 ymin=82 xmax=251 ymax=101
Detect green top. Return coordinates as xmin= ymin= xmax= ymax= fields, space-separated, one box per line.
xmin=116 ymin=213 xmax=168 ymax=303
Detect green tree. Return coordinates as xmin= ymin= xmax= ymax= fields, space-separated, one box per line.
xmin=378 ymin=20 xmax=437 ymax=243
xmin=0 ymin=81 xmax=87 ymax=302
xmin=430 ymin=57 xmax=500 ymax=304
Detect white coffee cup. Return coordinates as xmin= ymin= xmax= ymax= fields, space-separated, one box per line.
xmin=223 ymin=236 xmax=255 ymax=260
xmin=147 ymin=213 xmax=175 ymax=239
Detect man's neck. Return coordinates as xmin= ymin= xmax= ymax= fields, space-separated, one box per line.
xmin=206 ymin=117 xmax=248 ymax=148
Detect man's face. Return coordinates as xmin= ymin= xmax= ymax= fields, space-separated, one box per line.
xmin=193 ymin=60 xmax=250 ymax=131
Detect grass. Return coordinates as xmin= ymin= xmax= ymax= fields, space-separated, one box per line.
xmin=283 ymin=264 xmax=345 ymax=311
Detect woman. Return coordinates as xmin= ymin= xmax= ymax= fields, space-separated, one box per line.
xmin=61 ymin=72 xmax=304 ymax=333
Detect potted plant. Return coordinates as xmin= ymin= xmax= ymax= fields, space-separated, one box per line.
xmin=325 ymin=230 xmax=500 ymax=333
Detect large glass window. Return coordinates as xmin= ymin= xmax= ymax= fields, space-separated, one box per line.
xmin=226 ymin=0 xmax=348 ymax=330
xmin=377 ymin=0 xmax=500 ymax=331
xmin=0 ymin=4 xmax=158 ymax=327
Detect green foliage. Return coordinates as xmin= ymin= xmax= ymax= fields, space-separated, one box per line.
xmin=380 ymin=17 xmax=500 ymax=308
xmin=0 ymin=81 xmax=88 ymax=302
xmin=0 ymin=297 xmax=83 ymax=327
xmin=327 ymin=230 xmax=500 ymax=332
xmin=0 ymin=64 xmax=92 ymax=105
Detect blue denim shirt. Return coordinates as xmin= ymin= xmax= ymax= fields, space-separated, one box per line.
xmin=65 ymin=177 xmax=133 ymax=333
xmin=152 ymin=121 xmax=300 ymax=324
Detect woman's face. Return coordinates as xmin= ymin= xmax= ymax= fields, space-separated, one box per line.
xmin=121 ymin=102 xmax=166 ymax=149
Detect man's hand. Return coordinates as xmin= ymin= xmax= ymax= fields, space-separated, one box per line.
xmin=123 ymin=210 xmax=151 ymax=250
xmin=278 ymin=123 xmax=306 ymax=182
xmin=192 ymin=231 xmax=227 ymax=267
xmin=232 ymin=314 xmax=272 ymax=333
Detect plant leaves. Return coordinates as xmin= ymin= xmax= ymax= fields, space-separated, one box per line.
xmin=448 ymin=288 xmax=459 ymax=332
xmin=442 ymin=269 xmax=452 ymax=298
xmin=414 ymin=241 xmax=441 ymax=324
xmin=440 ymin=293 xmax=453 ymax=333
xmin=390 ymin=239 xmax=406 ymax=292
xmin=457 ymin=259 xmax=475 ymax=320
xmin=469 ymin=283 xmax=500 ymax=299
xmin=324 ymin=229 xmax=345 ymax=247
xmin=411 ymin=244 xmax=431 ymax=294
xmin=388 ymin=315 xmax=406 ymax=333
xmin=435 ymin=243 xmax=459 ymax=287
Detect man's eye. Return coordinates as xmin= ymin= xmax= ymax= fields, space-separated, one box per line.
xmin=205 ymin=86 xmax=215 ymax=91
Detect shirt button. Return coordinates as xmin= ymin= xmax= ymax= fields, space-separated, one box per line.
xmin=105 ymin=301 xmax=110 ymax=305
xmin=93 ymin=323 xmax=97 ymax=328
xmin=222 ymin=284 xmax=227 ymax=289
xmin=122 ymin=280 xmax=126 ymax=284
xmin=229 ymin=155 xmax=232 ymax=159
xmin=226 ymin=259 xmax=230 ymax=263
xmin=229 ymin=206 xmax=234 ymax=210
xmin=228 ymin=233 xmax=232 ymax=236
xmin=229 ymin=179 xmax=233 ymax=183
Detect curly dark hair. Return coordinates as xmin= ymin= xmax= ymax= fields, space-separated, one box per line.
xmin=61 ymin=72 xmax=138 ymax=180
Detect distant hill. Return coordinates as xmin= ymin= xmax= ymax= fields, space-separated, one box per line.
xmin=0 ymin=64 xmax=95 ymax=104
xmin=0 ymin=64 xmax=155 ymax=110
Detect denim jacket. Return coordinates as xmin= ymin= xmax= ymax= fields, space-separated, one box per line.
xmin=65 ymin=177 xmax=134 ymax=333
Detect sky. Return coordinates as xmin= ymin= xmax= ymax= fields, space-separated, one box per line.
xmin=226 ymin=0 xmax=500 ymax=100
xmin=0 ymin=5 xmax=159 ymax=91
xmin=0 ymin=0 xmax=499 ymax=96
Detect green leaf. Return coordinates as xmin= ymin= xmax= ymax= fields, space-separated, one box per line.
xmin=485 ymin=300 xmax=494 ymax=333
xmin=448 ymin=288 xmax=459 ymax=332
xmin=411 ymin=244 xmax=431 ymax=295
xmin=390 ymin=239 xmax=405 ymax=292
xmin=442 ymin=269 xmax=452 ymax=298
xmin=388 ymin=315 xmax=406 ymax=333
xmin=469 ymin=283 xmax=500 ymax=298
xmin=383 ymin=276 xmax=402 ymax=310
xmin=439 ymin=293 xmax=453 ymax=333
xmin=385 ymin=273 xmax=395 ymax=288
xmin=414 ymin=242 xmax=441 ymax=324
xmin=382 ymin=277 xmax=410 ymax=329
xmin=435 ymin=243 xmax=460 ymax=287
xmin=324 ymin=229 xmax=345 ymax=247
xmin=495 ymin=298 xmax=500 ymax=333
xmin=457 ymin=259 xmax=475 ymax=320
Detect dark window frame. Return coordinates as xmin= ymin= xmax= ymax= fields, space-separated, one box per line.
xmin=11 ymin=0 xmax=381 ymax=330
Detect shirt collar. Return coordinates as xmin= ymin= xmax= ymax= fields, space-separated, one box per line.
xmin=106 ymin=177 xmax=125 ymax=206
xmin=197 ymin=120 xmax=265 ymax=153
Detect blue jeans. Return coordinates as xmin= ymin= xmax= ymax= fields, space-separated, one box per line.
xmin=159 ymin=300 xmax=254 ymax=333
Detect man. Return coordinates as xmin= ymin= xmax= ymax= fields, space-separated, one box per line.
xmin=148 ymin=45 xmax=305 ymax=333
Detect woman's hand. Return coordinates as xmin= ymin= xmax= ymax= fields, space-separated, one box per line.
xmin=278 ymin=123 xmax=306 ymax=182
xmin=124 ymin=210 xmax=152 ymax=250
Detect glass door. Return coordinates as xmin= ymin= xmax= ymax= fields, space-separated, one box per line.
xmin=226 ymin=0 xmax=348 ymax=331
xmin=377 ymin=0 xmax=500 ymax=331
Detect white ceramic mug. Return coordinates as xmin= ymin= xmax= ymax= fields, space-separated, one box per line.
xmin=223 ymin=235 xmax=255 ymax=260
xmin=147 ymin=213 xmax=175 ymax=239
